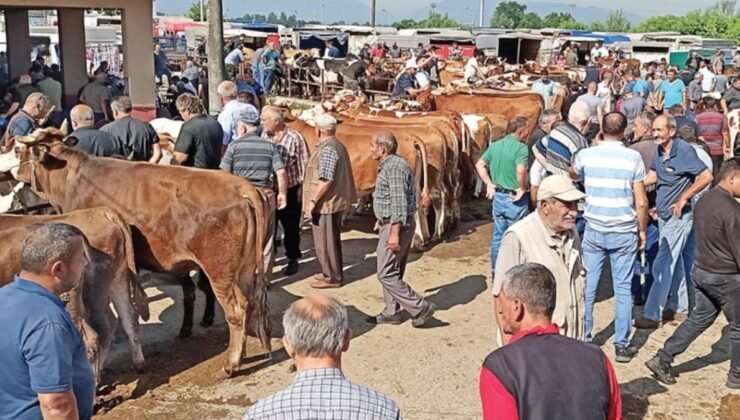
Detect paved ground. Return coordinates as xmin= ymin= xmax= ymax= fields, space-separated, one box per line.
xmin=94 ymin=202 xmax=738 ymax=419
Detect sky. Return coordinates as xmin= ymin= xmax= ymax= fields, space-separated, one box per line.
xmin=155 ymin=0 xmax=715 ymax=23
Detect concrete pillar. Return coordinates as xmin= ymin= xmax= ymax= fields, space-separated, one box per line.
xmin=5 ymin=9 xmax=30 ymax=80
xmin=58 ymin=8 xmax=87 ymax=108
xmin=122 ymin=2 xmax=156 ymax=121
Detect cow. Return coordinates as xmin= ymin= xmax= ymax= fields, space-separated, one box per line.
xmin=726 ymin=109 xmax=740 ymax=158
xmin=0 ymin=208 xmax=149 ymax=382
xmin=5 ymin=128 xmax=271 ymax=378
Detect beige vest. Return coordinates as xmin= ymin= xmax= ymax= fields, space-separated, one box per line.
xmin=507 ymin=212 xmax=586 ymax=339
xmin=303 ymin=137 xmax=356 ymax=214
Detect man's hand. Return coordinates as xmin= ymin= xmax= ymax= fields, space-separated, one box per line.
xmin=638 ymin=230 xmax=646 ymax=251
xmin=374 ymin=220 xmax=381 ymax=232
xmin=648 ymin=208 xmax=658 ymax=221
xmin=387 ymin=232 xmax=401 ymax=252
xmin=304 ymin=200 xmax=316 ymax=221
xmin=277 ymin=193 xmax=286 ymax=210
xmin=511 ymin=188 xmax=526 ymax=202
xmin=670 ymin=195 xmax=689 ymax=218
xmin=486 ymin=183 xmax=495 ymax=200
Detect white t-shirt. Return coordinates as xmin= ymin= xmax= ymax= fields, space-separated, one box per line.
xmin=464 ymin=57 xmax=478 ymax=80
xmin=415 ymin=71 xmax=430 ymax=88
xmin=530 ymin=160 xmax=547 ymax=187
xmin=699 ymin=68 xmax=715 ymax=92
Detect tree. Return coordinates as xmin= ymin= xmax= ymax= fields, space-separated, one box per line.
xmin=393 ymin=11 xmax=463 ymax=30
xmin=267 ymin=12 xmax=278 ymax=23
xmin=707 ymin=0 xmax=738 ymax=15
xmin=490 ymin=1 xmax=527 ymax=29
xmin=604 ymin=9 xmax=630 ymax=32
xmin=520 ymin=12 xmax=543 ymax=29
xmin=186 ymin=2 xmax=203 ymax=21
xmin=541 ymin=12 xmax=586 ymax=30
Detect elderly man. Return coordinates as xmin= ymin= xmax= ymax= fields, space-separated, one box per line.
xmin=0 ymin=224 xmax=95 ymax=420
xmin=721 ymin=77 xmax=740 ymax=113
xmin=216 ymin=80 xmax=259 ymax=153
xmin=261 ymin=106 xmax=309 ymax=276
xmin=476 ymin=116 xmax=530 ymax=274
xmin=391 ymin=61 xmax=423 ymax=98
xmin=2 ymin=92 xmax=49 ymax=151
xmin=481 ymin=263 xmax=621 ymax=419
xmin=2 ymin=74 xmax=41 ymax=120
xmin=572 ymin=112 xmax=649 ymax=363
xmin=69 ymin=104 xmax=123 ymax=157
xmin=621 ymin=84 xmax=646 ymax=139
xmin=303 ymin=114 xmax=356 ymax=289
xmin=101 ymin=96 xmax=161 ymax=162
xmin=79 ymin=71 xmax=111 ymax=123
xmin=221 ymin=111 xmax=287 ymax=275
xmin=529 ymin=109 xmax=561 ymax=168
xmin=493 ymin=175 xmax=586 ymax=343
xmin=366 ymin=131 xmax=436 ymax=327
xmin=534 ymin=100 xmax=591 ymax=177
xmin=244 ymin=294 xmax=402 ymax=419
xmin=636 ymin=114 xmax=714 ymax=329
xmin=172 ymin=93 xmax=223 ymax=169
xmin=688 ymin=73 xmax=704 ymax=111
xmin=646 ymin=158 xmax=740 ymax=389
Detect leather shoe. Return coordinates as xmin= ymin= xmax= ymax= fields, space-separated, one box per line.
xmin=634 ymin=317 xmax=660 ymax=329
xmin=412 ymin=302 xmax=437 ymax=328
xmin=365 ymin=313 xmax=402 ymax=325
xmin=283 ymin=259 xmax=298 ymax=276
xmin=310 ymin=279 xmax=341 ymax=289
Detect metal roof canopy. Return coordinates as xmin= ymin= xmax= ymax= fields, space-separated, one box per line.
xmin=497 ymin=32 xmax=544 ymax=41
xmin=297 ymin=31 xmax=349 ymax=45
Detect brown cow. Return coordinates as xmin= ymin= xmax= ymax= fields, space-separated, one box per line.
xmin=0 ymin=208 xmax=149 ymax=381
xmin=6 ymin=128 xmax=270 ymax=377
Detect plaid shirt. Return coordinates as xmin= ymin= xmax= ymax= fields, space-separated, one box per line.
xmin=316 ymin=137 xmax=340 ymax=181
xmin=373 ymin=154 xmax=417 ymax=224
xmin=262 ymin=127 xmax=308 ymax=188
xmin=243 ymin=367 xmax=402 ymax=420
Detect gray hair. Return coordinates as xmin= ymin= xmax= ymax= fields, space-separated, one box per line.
xmin=568 ymin=101 xmax=591 ymax=125
xmin=636 ymin=112 xmax=656 ymax=130
xmin=375 ymin=131 xmax=398 ymax=154
xmin=217 ymin=81 xmax=238 ymax=100
xmin=502 ymin=263 xmax=557 ymax=317
xmin=261 ymin=107 xmax=285 ymax=123
xmin=70 ymin=105 xmax=94 ymax=124
xmin=283 ymin=295 xmax=348 ymax=357
xmin=111 ymin=96 xmax=133 ymax=113
xmin=20 ymin=223 xmax=85 ymax=275
xmin=662 ymin=114 xmax=677 ymax=130
xmin=539 ymin=109 xmax=561 ymax=126
xmin=24 ymin=92 xmax=49 ymax=109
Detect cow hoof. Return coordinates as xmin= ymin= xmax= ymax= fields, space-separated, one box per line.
xmin=178 ymin=327 xmax=192 ymax=338
xmin=200 ymin=317 xmax=214 ymax=327
xmin=217 ymin=366 xmax=235 ymax=380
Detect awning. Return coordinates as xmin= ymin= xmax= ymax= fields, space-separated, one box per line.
xmin=298 ymin=31 xmax=349 ymax=45
xmin=497 ymin=32 xmax=544 ymax=41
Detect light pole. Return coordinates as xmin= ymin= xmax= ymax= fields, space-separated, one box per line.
xmin=381 ymin=8 xmax=390 ymax=26
xmin=320 ymin=1 xmax=325 ymax=24
xmin=200 ymin=0 xmax=205 ymax=22
xmin=479 ymin=0 xmax=484 ymax=28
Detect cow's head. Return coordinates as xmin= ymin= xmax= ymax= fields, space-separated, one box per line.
xmin=11 ymin=127 xmax=77 ymax=186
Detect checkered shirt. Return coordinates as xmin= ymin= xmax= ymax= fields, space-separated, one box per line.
xmin=316 ymin=138 xmax=340 ymax=181
xmin=243 ymin=367 xmax=402 ymax=420
xmin=373 ymin=154 xmax=417 ymax=224
xmin=262 ymin=127 xmax=309 ymax=188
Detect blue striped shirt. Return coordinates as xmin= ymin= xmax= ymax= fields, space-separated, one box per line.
xmin=572 ymin=141 xmax=646 ymax=233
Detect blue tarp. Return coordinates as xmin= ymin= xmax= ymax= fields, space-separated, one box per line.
xmin=227 ymin=22 xmax=280 ymax=32
xmin=570 ymin=30 xmax=630 ymax=45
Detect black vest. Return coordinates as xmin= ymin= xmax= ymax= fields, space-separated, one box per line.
xmin=483 ymin=333 xmax=611 ymax=420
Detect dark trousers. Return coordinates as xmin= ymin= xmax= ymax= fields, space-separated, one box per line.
xmin=277 ymin=185 xmax=302 ymax=260
xmin=711 ymin=154 xmax=724 ymax=183
xmin=311 ymin=212 xmax=344 ymax=283
xmin=659 ymin=266 xmax=740 ymax=378
xmin=377 ymin=217 xmax=425 ymax=317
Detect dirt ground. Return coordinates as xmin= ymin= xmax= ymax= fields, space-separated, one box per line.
xmin=94 ymin=200 xmax=737 ymax=420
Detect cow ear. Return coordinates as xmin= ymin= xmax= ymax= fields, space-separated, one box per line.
xmin=30 ymin=144 xmax=50 ymax=162
xmin=64 ymin=136 xmax=79 ymax=147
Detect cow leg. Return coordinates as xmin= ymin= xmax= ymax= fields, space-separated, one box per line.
xmin=474 ymin=175 xmax=483 ymax=199
xmin=197 ymin=269 xmax=216 ymax=327
xmin=413 ymin=207 xmax=430 ymax=250
xmin=109 ymin=273 xmax=146 ymax=372
xmin=178 ymin=275 xmax=196 ymax=338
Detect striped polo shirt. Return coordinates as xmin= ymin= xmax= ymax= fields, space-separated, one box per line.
xmin=696 ymin=111 xmax=728 ymax=156
xmin=220 ymin=135 xmax=284 ymax=187
xmin=572 ymin=141 xmax=646 ymax=233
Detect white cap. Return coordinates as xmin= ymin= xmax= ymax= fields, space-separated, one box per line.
xmin=405 ymin=59 xmax=419 ymax=70
xmin=537 ymin=175 xmax=585 ymax=202
xmin=314 ymin=113 xmax=338 ymax=131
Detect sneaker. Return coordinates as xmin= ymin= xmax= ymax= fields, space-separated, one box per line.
xmin=365 ymin=313 xmax=402 ymax=325
xmin=645 ymin=355 xmax=676 ymax=385
xmin=283 ymin=259 xmax=298 ymax=276
xmin=309 ymin=279 xmax=341 ymax=289
xmin=615 ymin=345 xmax=638 ymax=363
xmin=662 ymin=309 xmax=676 ymax=321
xmin=634 ymin=317 xmax=660 ymax=329
xmin=727 ymin=374 xmax=740 ymax=389
xmin=412 ymin=302 xmax=437 ymax=328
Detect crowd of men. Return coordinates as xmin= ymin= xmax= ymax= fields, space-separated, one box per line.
xmin=1 ymin=42 xmax=739 ymax=420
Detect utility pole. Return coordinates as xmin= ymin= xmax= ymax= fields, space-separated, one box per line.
xmin=371 ymin=0 xmax=376 ymax=29
xmin=320 ymin=1 xmax=325 ymax=24
xmin=200 ymin=0 xmax=205 ymax=22
xmin=207 ymin=0 xmax=225 ymax=115
xmin=479 ymin=0 xmax=484 ymax=27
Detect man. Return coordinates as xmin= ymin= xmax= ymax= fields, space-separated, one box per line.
xmin=413 ymin=42 xmax=425 ymax=57
xmin=37 ymin=67 xmax=62 ymax=115
xmin=621 ymin=84 xmax=646 ymax=139
xmin=659 ymin=69 xmax=686 ymax=111
xmin=630 ymin=69 xmax=650 ymax=98
xmin=0 ymin=223 xmax=95 ymax=420
xmin=79 ymin=71 xmax=111 ymax=123
xmin=635 ymin=114 xmax=713 ymax=329
xmin=261 ymin=107 xmax=309 ymax=276
xmin=182 ymin=60 xmax=201 ymax=92
xmin=216 ymin=81 xmax=259 ymax=152
xmin=576 ymin=81 xmax=602 ymax=125
xmin=244 ymin=294 xmax=402 ymax=419
xmin=261 ymin=42 xmax=280 ymax=95
xmin=685 ymin=52 xmax=702 ymax=72
xmin=449 ymin=42 xmax=463 ymax=61
xmin=221 ymin=112 xmax=288 ymax=275
xmin=565 ymin=46 xmax=578 ymax=68
xmin=389 ymin=43 xmax=401 ymax=59
xmin=172 ymin=93 xmax=223 ymax=169
xmin=101 ymin=96 xmax=161 ymax=162
xmin=359 ymin=43 xmax=371 ymax=60
xmin=242 ymin=70 xmax=265 ymax=109
xmin=645 ymin=158 xmax=740 ymax=389
xmin=493 ymin=176 xmax=586 ymax=343
xmin=534 ymin=101 xmax=591 ymax=177
xmin=528 ymin=109 xmax=561 ymax=168
xmin=342 ymin=57 xmax=370 ymax=92
xmin=696 ymin=97 xmax=730 ymax=177
xmin=481 ymin=263 xmax=621 ymax=419
xmin=325 ymin=41 xmax=341 ymax=58
xmin=531 ymin=70 xmax=556 ymax=110
xmin=572 ymin=112 xmax=649 ymax=363
xmin=1 ymin=74 xmax=40 ymax=120
xmin=464 ymin=50 xmax=485 ymax=84
xmin=667 ymin=104 xmax=699 ymax=133
xmin=250 ymin=46 xmax=265 ymax=87
xmin=476 ymin=117 xmax=530 ymax=273
xmin=2 ymin=92 xmax=49 ymax=151
xmin=698 ymin=61 xmax=715 ymax=93
xmin=584 ymin=62 xmax=601 ymax=86
xmin=224 ymin=45 xmax=245 ymax=76
xmin=154 ymin=44 xmax=172 ymax=84
xmin=687 ymin=73 xmax=704 ymax=110
xmin=367 ymin=131 xmax=437 ymax=327
xmin=721 ymin=77 xmax=740 ymax=113
xmin=590 ymin=42 xmax=608 ymax=62
xmin=69 ymin=105 xmax=123 ymax=158
xmin=712 ymin=50 xmax=725 ymax=75
xmin=391 ymin=61 xmax=422 ymax=98
xmin=711 ymin=70 xmax=729 ymax=97
xmin=302 ymin=114 xmax=356 ymax=288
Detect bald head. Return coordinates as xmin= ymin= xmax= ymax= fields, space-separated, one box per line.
xmin=568 ymin=101 xmax=591 ymax=128
xmin=282 ymin=294 xmax=350 ymax=359
xmin=70 ymin=105 xmax=95 ymax=129
xmin=19 ymin=74 xmax=32 ymax=85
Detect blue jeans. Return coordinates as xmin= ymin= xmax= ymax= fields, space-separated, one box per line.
xmin=583 ymin=229 xmax=638 ymax=348
xmin=643 ymin=214 xmax=696 ymax=321
xmin=263 ymin=70 xmax=276 ymax=94
xmin=490 ymin=192 xmax=529 ymax=272
xmin=631 ymin=220 xmax=660 ymax=302
xmin=251 ymin=65 xmax=263 ymax=88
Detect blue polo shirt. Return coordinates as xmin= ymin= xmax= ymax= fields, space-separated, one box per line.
xmin=651 ymin=138 xmax=708 ymax=219
xmin=0 ymin=276 xmax=95 ymax=420
xmin=660 ymin=79 xmax=686 ymax=108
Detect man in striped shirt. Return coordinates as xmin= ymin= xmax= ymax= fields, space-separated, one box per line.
xmin=571 ymin=112 xmax=649 ymax=363
xmin=534 ymin=100 xmax=591 ymax=177
xmin=696 ymin=97 xmax=729 ymax=178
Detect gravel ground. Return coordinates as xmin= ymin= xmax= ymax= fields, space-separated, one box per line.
xmin=94 ymin=202 xmax=738 ymax=420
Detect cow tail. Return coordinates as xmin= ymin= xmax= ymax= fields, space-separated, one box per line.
xmin=245 ymin=190 xmax=272 ymax=354
xmin=108 ymin=211 xmax=150 ymax=322
xmin=131 ymin=277 xmax=150 ymax=322
xmin=414 ymin=140 xmax=431 ymax=208
xmin=460 ymin=119 xmax=469 ymax=154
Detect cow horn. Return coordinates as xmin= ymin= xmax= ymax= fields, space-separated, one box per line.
xmin=59 ymin=119 xmax=69 ymax=136
xmin=15 ymin=129 xmax=44 ymax=145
